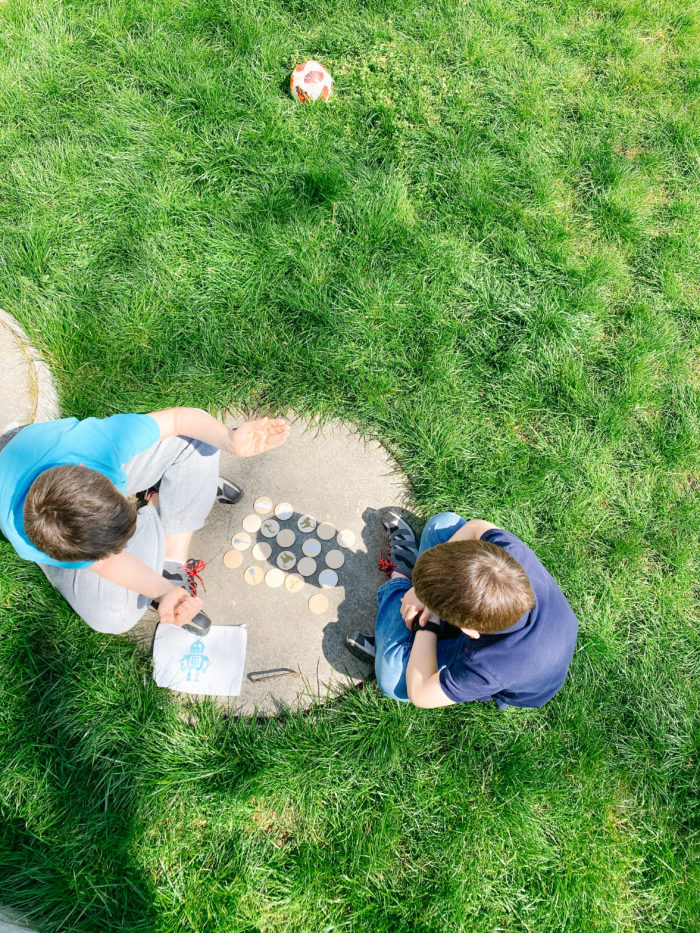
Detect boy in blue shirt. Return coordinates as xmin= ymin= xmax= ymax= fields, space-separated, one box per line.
xmin=0 ymin=409 xmax=288 ymax=635
xmin=348 ymin=512 xmax=578 ymax=709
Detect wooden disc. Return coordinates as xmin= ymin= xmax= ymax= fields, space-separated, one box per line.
xmin=277 ymin=550 xmax=297 ymax=570
xmin=252 ymin=541 xmax=272 ymax=561
xmin=308 ymin=594 xmax=329 ymax=615
xmin=319 ymin=569 xmax=338 ymax=588
xmin=302 ymin=537 xmax=321 ymax=557
xmin=242 ymin=514 xmax=262 ymax=533
xmin=276 ymin=528 xmax=296 ymax=548
xmin=325 ymin=549 xmax=345 ymax=569
xmin=243 ymin=565 xmax=264 ymax=586
xmin=232 ymin=531 xmax=252 ymax=551
xmin=260 ymin=518 xmax=280 ymax=538
xmin=275 ymin=501 xmax=294 ymax=520
xmin=284 ymin=574 xmax=304 ymax=593
xmin=317 ymin=522 xmax=336 ymax=540
xmin=337 ymin=529 xmax=356 ymax=549
xmin=223 ymin=548 xmax=243 ymax=569
xmin=254 ymin=496 xmax=274 ymax=515
xmin=265 ymin=568 xmax=285 ymax=588
xmin=297 ymin=557 xmax=317 ymax=577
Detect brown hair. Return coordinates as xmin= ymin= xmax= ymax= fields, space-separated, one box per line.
xmin=24 ymin=465 xmax=137 ymax=562
xmin=412 ymin=540 xmax=535 ymax=633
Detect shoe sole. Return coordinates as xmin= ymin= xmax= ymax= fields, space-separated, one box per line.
xmin=345 ymin=639 xmax=375 ymax=664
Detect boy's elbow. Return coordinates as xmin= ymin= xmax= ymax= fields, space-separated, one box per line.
xmin=406 ymin=683 xmax=429 ymax=708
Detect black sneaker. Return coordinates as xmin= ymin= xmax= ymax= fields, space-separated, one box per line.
xmin=379 ymin=509 xmax=419 ymax=579
xmin=163 ymin=559 xmax=207 ymax=595
xmin=345 ymin=632 xmax=376 ymax=663
xmin=182 ymin=610 xmax=212 ymax=637
xmin=136 ymin=481 xmax=160 ymax=505
xmin=216 ymin=477 xmax=243 ymax=504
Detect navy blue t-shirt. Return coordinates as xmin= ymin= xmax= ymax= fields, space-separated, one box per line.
xmin=439 ymin=529 xmax=578 ymax=708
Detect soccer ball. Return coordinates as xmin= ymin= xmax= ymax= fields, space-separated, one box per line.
xmin=290 ymin=61 xmax=333 ymax=103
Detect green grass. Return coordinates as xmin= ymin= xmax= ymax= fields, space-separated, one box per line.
xmin=1 ymin=0 xmax=699 ymax=930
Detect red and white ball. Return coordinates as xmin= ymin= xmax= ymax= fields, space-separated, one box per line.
xmin=290 ymin=60 xmax=333 ymax=103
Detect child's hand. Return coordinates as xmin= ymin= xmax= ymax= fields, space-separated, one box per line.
xmin=230 ymin=418 xmax=289 ymax=457
xmin=400 ymin=587 xmax=432 ymax=630
xmin=157 ymin=587 xmax=204 ymax=627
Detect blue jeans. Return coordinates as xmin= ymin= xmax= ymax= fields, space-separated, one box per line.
xmin=374 ymin=512 xmax=466 ymax=701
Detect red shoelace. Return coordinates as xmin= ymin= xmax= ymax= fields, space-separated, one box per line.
xmin=183 ymin=559 xmax=207 ymax=594
xmin=378 ymin=550 xmax=396 ymax=577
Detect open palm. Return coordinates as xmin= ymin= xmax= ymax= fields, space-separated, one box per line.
xmin=231 ymin=418 xmax=289 ymax=457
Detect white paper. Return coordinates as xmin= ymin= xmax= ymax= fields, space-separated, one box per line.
xmin=152 ymin=623 xmax=247 ymax=696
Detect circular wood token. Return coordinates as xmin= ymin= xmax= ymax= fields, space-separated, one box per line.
xmin=308 ymin=594 xmax=329 ymax=615
xmin=319 ymin=569 xmax=338 ymax=588
xmin=223 ymin=548 xmax=243 ymax=569
xmin=242 ymin=514 xmax=262 ymax=533
xmin=337 ymin=529 xmax=356 ymax=549
xmin=325 ymin=549 xmax=345 ymax=569
xmin=243 ymin=565 xmax=264 ymax=586
xmin=277 ymin=550 xmax=296 ymax=570
xmin=297 ymin=557 xmax=317 ymax=577
xmin=265 ymin=568 xmax=285 ymax=588
xmin=232 ymin=531 xmax=252 ymax=551
xmin=260 ymin=518 xmax=280 ymax=538
xmin=254 ymin=496 xmax=273 ymax=515
xmin=276 ymin=528 xmax=296 ymax=548
xmin=297 ymin=514 xmax=317 ymax=533
xmin=284 ymin=573 xmax=304 ymax=593
xmin=302 ymin=537 xmax=321 ymax=557
xmin=252 ymin=541 xmax=272 ymax=561
xmin=317 ymin=521 xmax=336 ymax=541
xmin=275 ymin=501 xmax=293 ymax=520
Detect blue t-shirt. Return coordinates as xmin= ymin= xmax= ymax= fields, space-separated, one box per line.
xmin=439 ymin=529 xmax=578 ymax=708
xmin=0 ymin=414 xmax=160 ymax=569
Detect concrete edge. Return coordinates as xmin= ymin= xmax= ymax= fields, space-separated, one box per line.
xmin=0 ymin=308 xmax=60 ymax=423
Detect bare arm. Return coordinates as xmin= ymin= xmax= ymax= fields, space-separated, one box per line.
xmin=406 ymin=629 xmax=455 ymax=708
xmin=90 ymin=551 xmax=202 ymax=626
xmin=147 ymin=408 xmax=289 ymax=457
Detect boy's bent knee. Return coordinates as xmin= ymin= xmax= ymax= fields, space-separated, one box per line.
xmin=375 ymin=661 xmax=410 ymax=702
xmin=80 ymin=596 xmax=151 ymax=635
xmin=419 ymin=512 xmax=466 ymax=551
xmin=425 ymin=511 xmax=463 ymax=532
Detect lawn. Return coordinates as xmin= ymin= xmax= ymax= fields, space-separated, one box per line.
xmin=0 ymin=0 xmax=698 ymax=930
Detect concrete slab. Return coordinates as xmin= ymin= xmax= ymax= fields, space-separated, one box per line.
xmin=131 ymin=413 xmax=409 ymax=716
xmin=0 ymin=308 xmax=59 ymax=434
xmin=0 ymin=907 xmax=39 ymax=933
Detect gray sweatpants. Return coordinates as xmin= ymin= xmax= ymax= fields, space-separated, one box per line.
xmin=39 ymin=436 xmax=219 ymax=634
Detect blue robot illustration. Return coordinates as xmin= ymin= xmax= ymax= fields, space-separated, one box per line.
xmin=180 ymin=639 xmax=211 ymax=683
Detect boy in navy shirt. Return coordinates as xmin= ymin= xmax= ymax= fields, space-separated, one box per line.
xmin=348 ymin=512 xmax=578 ymax=709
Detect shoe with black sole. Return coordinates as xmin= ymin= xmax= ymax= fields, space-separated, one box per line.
xmin=162 ymin=558 xmax=207 ymax=595
xmin=379 ymin=509 xmax=419 ymax=578
xmin=345 ymin=632 xmax=376 ymax=663
xmin=216 ymin=477 xmax=243 ymax=505
xmin=151 ymin=575 xmax=212 ymax=636
xmin=136 ymin=481 xmax=160 ymax=505
xmin=182 ymin=610 xmax=212 ymax=637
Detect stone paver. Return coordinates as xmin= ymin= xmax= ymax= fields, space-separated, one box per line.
xmin=0 ymin=315 xmax=407 ymax=716
xmin=0 ymin=309 xmax=59 ymax=434
xmin=131 ymin=413 xmax=409 ymax=716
